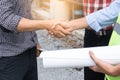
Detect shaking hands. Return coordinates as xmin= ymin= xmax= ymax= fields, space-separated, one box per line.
xmin=48 ymin=20 xmax=74 ymax=38
xmin=48 ymin=17 xmax=88 ymax=38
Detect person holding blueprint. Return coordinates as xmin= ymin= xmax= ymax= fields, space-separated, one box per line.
xmin=49 ymin=0 xmax=120 ymax=79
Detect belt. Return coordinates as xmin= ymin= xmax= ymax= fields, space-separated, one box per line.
xmin=103 ymin=26 xmax=113 ymax=30
xmin=87 ymin=26 xmax=113 ymax=30
xmin=96 ymin=30 xmax=107 ymax=36
xmin=87 ymin=26 xmax=113 ymax=36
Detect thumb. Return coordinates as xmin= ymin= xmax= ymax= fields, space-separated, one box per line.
xmin=53 ymin=21 xmax=70 ymax=29
xmin=89 ymin=51 xmax=96 ymax=61
xmin=59 ymin=22 xmax=70 ymax=29
xmin=51 ymin=21 xmax=62 ymax=30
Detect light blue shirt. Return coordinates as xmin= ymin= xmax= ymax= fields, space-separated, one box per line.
xmin=86 ymin=0 xmax=120 ymax=32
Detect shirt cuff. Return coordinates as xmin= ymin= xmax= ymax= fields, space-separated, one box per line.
xmin=86 ymin=13 xmax=102 ymax=32
xmin=8 ymin=15 xmax=22 ymax=33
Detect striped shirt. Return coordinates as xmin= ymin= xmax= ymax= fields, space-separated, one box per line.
xmin=0 ymin=0 xmax=37 ymax=57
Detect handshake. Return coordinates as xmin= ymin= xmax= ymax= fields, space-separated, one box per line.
xmin=17 ymin=17 xmax=88 ymax=37
xmin=47 ymin=18 xmax=88 ymax=38
xmin=48 ymin=20 xmax=74 ymax=38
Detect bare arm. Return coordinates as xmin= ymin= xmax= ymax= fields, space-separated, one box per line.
xmin=49 ymin=17 xmax=89 ymax=37
xmin=17 ymin=18 xmax=53 ymax=32
xmin=68 ymin=17 xmax=89 ymax=30
xmin=89 ymin=51 xmax=120 ymax=76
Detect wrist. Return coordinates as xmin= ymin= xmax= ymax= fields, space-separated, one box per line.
xmin=45 ymin=20 xmax=53 ymax=30
xmin=68 ymin=21 xmax=77 ymax=31
xmin=37 ymin=20 xmax=53 ymax=30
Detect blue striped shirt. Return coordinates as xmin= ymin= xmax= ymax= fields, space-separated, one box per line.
xmin=86 ymin=0 xmax=120 ymax=32
xmin=0 ymin=0 xmax=37 ymax=57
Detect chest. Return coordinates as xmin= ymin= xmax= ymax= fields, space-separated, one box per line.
xmin=15 ymin=0 xmax=32 ymax=18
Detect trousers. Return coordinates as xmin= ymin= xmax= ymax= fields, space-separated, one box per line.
xmin=84 ymin=29 xmax=113 ymax=80
xmin=0 ymin=47 xmax=38 ymax=80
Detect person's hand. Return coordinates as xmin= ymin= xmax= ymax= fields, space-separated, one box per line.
xmin=89 ymin=51 xmax=120 ymax=76
xmin=49 ymin=21 xmax=74 ymax=38
xmin=36 ymin=44 xmax=41 ymax=57
xmin=89 ymin=51 xmax=106 ymax=73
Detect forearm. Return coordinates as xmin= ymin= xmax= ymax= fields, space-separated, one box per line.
xmin=96 ymin=61 xmax=120 ymax=76
xmin=68 ymin=17 xmax=89 ymax=30
xmin=111 ymin=64 xmax=120 ymax=76
xmin=90 ymin=51 xmax=120 ymax=76
xmin=17 ymin=18 xmax=52 ymax=32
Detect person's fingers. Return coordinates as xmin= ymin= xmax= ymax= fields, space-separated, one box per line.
xmin=51 ymin=21 xmax=63 ymax=30
xmin=59 ymin=27 xmax=72 ymax=35
xmin=49 ymin=24 xmax=72 ymax=38
xmin=53 ymin=25 xmax=71 ymax=35
xmin=37 ymin=44 xmax=41 ymax=49
xmin=89 ymin=66 xmax=100 ymax=72
xmin=48 ymin=30 xmax=54 ymax=35
xmin=89 ymin=51 xmax=96 ymax=61
xmin=65 ymin=27 xmax=74 ymax=32
xmin=49 ymin=29 xmax=66 ymax=38
xmin=52 ymin=21 xmax=70 ymax=30
xmin=89 ymin=66 xmax=96 ymax=71
xmin=51 ymin=23 xmax=57 ymax=30
xmin=36 ymin=44 xmax=41 ymax=57
xmin=89 ymin=66 xmax=105 ymax=73
xmin=54 ymin=31 xmax=66 ymax=38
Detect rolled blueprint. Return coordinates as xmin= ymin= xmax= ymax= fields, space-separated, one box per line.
xmin=39 ymin=46 xmax=120 ymax=68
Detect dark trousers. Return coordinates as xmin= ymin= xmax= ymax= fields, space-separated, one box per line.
xmin=0 ymin=47 xmax=38 ymax=80
xmin=84 ymin=29 xmax=113 ymax=80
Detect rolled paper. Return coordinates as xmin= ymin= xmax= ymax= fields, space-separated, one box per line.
xmin=39 ymin=45 xmax=120 ymax=68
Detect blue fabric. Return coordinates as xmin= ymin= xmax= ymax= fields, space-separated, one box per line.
xmin=86 ymin=0 xmax=120 ymax=32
